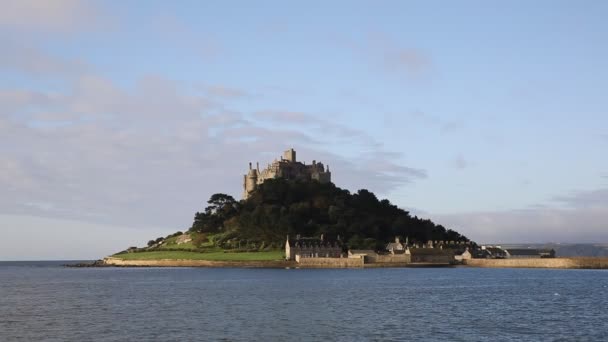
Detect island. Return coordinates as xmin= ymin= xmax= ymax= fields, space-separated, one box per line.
xmin=101 ymin=148 xmax=608 ymax=269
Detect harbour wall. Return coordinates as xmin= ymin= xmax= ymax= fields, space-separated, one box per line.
xmin=369 ymin=254 xmax=411 ymax=264
xmin=295 ymin=257 xmax=364 ymax=268
xmin=464 ymin=257 xmax=608 ymax=269
xmin=103 ymin=257 xmax=293 ymax=268
xmin=103 ymin=256 xmax=608 ymax=269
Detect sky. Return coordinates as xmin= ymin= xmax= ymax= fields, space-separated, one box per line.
xmin=1 ymin=0 xmax=608 ymax=260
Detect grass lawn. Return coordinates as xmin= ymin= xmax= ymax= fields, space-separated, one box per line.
xmin=113 ymin=250 xmax=285 ymax=261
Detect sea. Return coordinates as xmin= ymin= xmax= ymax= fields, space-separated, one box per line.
xmin=1 ymin=262 xmax=607 ymax=341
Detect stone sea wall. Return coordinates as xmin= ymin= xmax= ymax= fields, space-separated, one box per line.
xmin=103 ymin=257 xmax=293 ymax=268
xmin=296 ymin=257 xmax=364 ymax=268
xmin=464 ymin=257 xmax=608 ymax=269
xmin=371 ymin=254 xmax=411 ymax=264
xmin=103 ymin=256 xmax=608 ymax=269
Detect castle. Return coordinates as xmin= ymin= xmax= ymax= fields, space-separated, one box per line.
xmin=243 ymin=148 xmax=332 ymax=199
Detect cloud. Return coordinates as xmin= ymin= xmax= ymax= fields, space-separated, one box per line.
xmin=253 ymin=109 xmax=381 ymax=147
xmin=150 ymin=13 xmax=223 ymax=59
xmin=0 ymin=40 xmax=89 ymax=77
xmin=552 ymin=189 xmax=608 ymax=209
xmin=253 ymin=110 xmax=316 ymax=123
xmin=1 ymin=71 xmax=426 ymax=232
xmin=406 ymin=111 xmax=462 ymax=135
xmin=451 ymin=155 xmax=468 ymax=170
xmin=204 ymin=85 xmax=248 ymax=98
xmin=0 ymin=214 xmax=168 ymax=260
xmin=339 ymin=32 xmax=433 ymax=80
xmin=431 ymin=187 xmax=608 ymax=243
xmin=435 ymin=206 xmax=608 ymax=244
xmin=382 ymin=48 xmax=432 ymax=77
xmin=0 ymin=0 xmax=101 ymax=32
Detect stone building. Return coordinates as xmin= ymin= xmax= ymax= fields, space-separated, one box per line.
xmin=285 ymin=235 xmax=342 ymax=261
xmin=386 ymin=237 xmax=409 ymax=254
xmin=243 ymin=148 xmax=332 ymax=199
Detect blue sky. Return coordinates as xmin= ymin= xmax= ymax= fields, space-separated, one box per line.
xmin=1 ymin=0 xmax=608 ymax=259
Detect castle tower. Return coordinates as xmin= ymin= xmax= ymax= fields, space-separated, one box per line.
xmin=243 ymin=163 xmax=259 ymax=199
xmin=283 ymin=148 xmax=296 ymax=162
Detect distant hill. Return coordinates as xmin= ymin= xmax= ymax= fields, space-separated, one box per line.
xmin=188 ymin=178 xmax=471 ymax=250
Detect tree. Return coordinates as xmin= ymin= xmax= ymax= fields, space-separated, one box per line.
xmin=205 ymin=193 xmax=237 ymax=215
xmin=187 ymin=178 xmax=471 ymax=248
xmin=191 ymin=193 xmax=238 ymax=233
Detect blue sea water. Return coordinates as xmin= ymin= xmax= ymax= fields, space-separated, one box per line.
xmin=1 ymin=262 xmax=607 ymax=341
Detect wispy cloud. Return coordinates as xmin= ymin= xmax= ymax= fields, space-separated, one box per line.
xmin=150 ymin=13 xmax=223 ymax=59
xmin=381 ymin=47 xmax=432 ymax=78
xmin=338 ymin=32 xmax=433 ymax=80
xmin=433 ymin=187 xmax=608 ymax=243
xmin=0 ymin=40 xmax=89 ymax=77
xmin=450 ymin=155 xmax=468 ymax=170
xmin=204 ymin=85 xmax=248 ymax=99
xmin=552 ymin=189 xmax=608 ymax=209
xmin=253 ymin=110 xmax=316 ymax=123
xmin=390 ymin=110 xmax=463 ymax=136
xmin=1 ymin=48 xmax=427 ymax=229
xmin=0 ymin=0 xmax=103 ymax=32
xmin=435 ymin=206 xmax=608 ymax=244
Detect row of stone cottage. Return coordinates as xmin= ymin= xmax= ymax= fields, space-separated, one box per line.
xmin=285 ymin=236 xmax=555 ymax=265
xmin=285 ymin=235 xmax=467 ymax=265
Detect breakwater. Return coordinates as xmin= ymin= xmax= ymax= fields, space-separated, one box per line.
xmin=103 ymin=257 xmax=294 ymax=268
xmin=463 ymin=257 xmax=608 ymax=269
xmin=296 ymin=257 xmax=364 ymax=268
xmin=103 ymin=256 xmax=608 ymax=269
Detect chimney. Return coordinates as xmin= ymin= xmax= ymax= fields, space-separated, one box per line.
xmin=320 ymin=233 xmax=324 ymax=241
xmin=249 ymin=162 xmax=252 ymax=170
xmin=256 ymin=162 xmax=259 ymax=171
xmin=395 ymin=236 xmax=400 ymax=244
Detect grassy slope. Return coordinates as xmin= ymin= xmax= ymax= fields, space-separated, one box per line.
xmin=157 ymin=232 xmax=215 ymax=250
xmin=114 ymin=250 xmax=285 ymax=261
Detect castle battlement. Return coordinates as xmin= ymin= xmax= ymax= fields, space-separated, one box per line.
xmin=243 ymin=148 xmax=332 ymax=199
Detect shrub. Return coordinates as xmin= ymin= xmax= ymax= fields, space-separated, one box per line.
xmin=192 ymin=233 xmax=209 ymax=248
